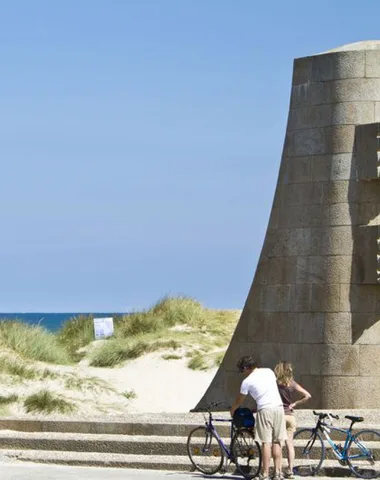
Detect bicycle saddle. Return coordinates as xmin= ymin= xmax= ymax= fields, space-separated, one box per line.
xmin=345 ymin=415 xmax=364 ymax=423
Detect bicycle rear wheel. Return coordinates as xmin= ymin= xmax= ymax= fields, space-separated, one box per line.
xmin=187 ymin=426 xmax=224 ymax=474
xmin=347 ymin=429 xmax=380 ymax=478
xmin=293 ymin=427 xmax=325 ymax=476
xmin=231 ymin=428 xmax=261 ymax=479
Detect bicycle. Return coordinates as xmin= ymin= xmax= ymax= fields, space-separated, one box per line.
xmin=187 ymin=402 xmax=262 ymax=478
xmin=293 ymin=410 xmax=380 ymax=478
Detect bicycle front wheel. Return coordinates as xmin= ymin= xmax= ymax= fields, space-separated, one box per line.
xmin=187 ymin=426 xmax=224 ymax=474
xmin=347 ymin=429 xmax=380 ymax=478
xmin=231 ymin=428 xmax=262 ymax=479
xmin=293 ymin=427 xmax=325 ymax=476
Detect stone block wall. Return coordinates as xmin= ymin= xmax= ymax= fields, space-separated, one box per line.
xmin=196 ymin=42 xmax=380 ymax=410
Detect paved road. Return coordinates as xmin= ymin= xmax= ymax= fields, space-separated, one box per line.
xmin=0 ymin=463 xmax=352 ymax=480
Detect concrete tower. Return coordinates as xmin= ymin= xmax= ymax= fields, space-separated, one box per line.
xmin=196 ymin=41 xmax=380 ymax=409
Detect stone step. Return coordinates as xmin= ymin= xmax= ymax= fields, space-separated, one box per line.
xmin=1 ymin=449 xmax=372 ymax=477
xmin=0 ymin=416 xmax=378 ymax=437
xmin=1 ymin=450 xmax=193 ymax=470
xmin=0 ymin=430 xmax=379 ymax=457
xmin=0 ymin=431 xmax=190 ymax=455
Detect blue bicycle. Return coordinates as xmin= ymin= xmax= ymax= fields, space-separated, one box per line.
xmin=187 ymin=402 xmax=262 ymax=478
xmin=294 ymin=410 xmax=380 ymax=478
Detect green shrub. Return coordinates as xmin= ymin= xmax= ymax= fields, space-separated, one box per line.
xmin=0 ymin=321 xmax=71 ymax=364
xmin=24 ymin=390 xmax=76 ymax=414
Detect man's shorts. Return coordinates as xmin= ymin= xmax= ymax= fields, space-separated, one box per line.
xmin=256 ymin=407 xmax=287 ymax=443
xmin=285 ymin=414 xmax=297 ymax=433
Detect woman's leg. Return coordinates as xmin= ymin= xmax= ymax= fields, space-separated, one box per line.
xmin=285 ymin=431 xmax=295 ymax=472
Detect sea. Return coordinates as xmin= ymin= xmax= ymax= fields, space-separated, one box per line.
xmin=0 ymin=313 xmax=121 ymax=332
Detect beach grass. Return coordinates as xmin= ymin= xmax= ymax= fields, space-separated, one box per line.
xmin=24 ymin=390 xmax=76 ymax=414
xmin=87 ymin=296 xmax=239 ymax=368
xmin=0 ymin=296 xmax=240 ymax=373
xmin=122 ymin=389 xmax=137 ymax=400
xmin=56 ymin=314 xmax=96 ymax=358
xmin=63 ymin=374 xmax=115 ymax=393
xmin=0 ymin=393 xmax=18 ymax=405
xmin=0 ymin=355 xmax=40 ymax=380
xmin=0 ymin=320 xmax=71 ymax=365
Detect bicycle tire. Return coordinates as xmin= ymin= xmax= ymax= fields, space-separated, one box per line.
xmin=347 ymin=429 xmax=380 ymax=479
xmin=293 ymin=427 xmax=325 ymax=476
xmin=187 ymin=426 xmax=224 ymax=474
xmin=231 ymin=428 xmax=261 ymax=479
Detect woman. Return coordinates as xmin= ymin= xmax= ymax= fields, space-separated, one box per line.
xmin=274 ymin=361 xmax=311 ymax=479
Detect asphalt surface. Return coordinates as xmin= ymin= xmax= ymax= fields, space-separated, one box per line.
xmin=0 ymin=463 xmax=355 ymax=480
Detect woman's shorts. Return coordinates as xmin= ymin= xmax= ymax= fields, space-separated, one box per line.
xmin=285 ymin=414 xmax=296 ymax=433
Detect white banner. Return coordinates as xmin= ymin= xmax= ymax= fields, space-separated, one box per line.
xmin=93 ymin=317 xmax=114 ymax=340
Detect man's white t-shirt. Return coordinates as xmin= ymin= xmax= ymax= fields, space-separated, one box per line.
xmin=240 ymin=368 xmax=283 ymax=411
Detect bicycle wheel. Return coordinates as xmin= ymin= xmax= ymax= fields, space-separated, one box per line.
xmin=347 ymin=429 xmax=380 ymax=478
xmin=231 ymin=428 xmax=261 ymax=479
xmin=187 ymin=426 xmax=224 ymax=474
xmin=293 ymin=427 xmax=325 ymax=476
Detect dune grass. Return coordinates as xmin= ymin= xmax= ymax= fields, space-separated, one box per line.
xmin=0 ymin=355 xmax=40 ymax=380
xmin=24 ymin=390 xmax=76 ymax=414
xmin=63 ymin=374 xmax=115 ymax=394
xmin=0 ymin=394 xmax=18 ymax=405
xmin=87 ymin=296 xmax=239 ymax=368
xmin=0 ymin=296 xmax=240 ymax=375
xmin=122 ymin=389 xmax=137 ymax=400
xmin=0 ymin=321 xmax=71 ymax=364
xmin=56 ymin=314 xmax=96 ymax=359
xmin=0 ymin=355 xmax=60 ymax=382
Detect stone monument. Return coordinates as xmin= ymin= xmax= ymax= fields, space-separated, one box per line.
xmin=196 ymin=41 xmax=380 ymax=409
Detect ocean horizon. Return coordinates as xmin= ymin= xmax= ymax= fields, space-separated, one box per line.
xmin=0 ymin=313 xmax=123 ymax=332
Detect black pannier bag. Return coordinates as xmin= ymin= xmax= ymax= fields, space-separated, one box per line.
xmin=233 ymin=407 xmax=255 ymax=428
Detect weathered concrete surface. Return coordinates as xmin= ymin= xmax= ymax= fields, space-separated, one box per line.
xmin=0 ymin=463 xmax=360 ymax=480
xmin=196 ymin=41 xmax=380 ymax=410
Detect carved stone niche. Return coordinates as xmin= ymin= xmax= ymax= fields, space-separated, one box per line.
xmin=355 ymin=123 xmax=380 ymax=180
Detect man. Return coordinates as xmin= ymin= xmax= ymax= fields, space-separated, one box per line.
xmin=231 ymin=356 xmax=287 ymax=480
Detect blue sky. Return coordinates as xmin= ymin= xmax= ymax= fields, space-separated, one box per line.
xmin=0 ymin=0 xmax=378 ymax=311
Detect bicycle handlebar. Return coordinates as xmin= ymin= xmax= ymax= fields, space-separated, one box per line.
xmin=313 ymin=410 xmax=339 ymax=420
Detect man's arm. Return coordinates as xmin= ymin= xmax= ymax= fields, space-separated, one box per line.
xmin=230 ymin=393 xmax=247 ymax=416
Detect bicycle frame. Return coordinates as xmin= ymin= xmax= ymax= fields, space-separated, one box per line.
xmin=203 ymin=412 xmax=235 ymax=460
xmin=314 ymin=415 xmax=371 ymax=462
xmin=319 ymin=420 xmax=354 ymax=461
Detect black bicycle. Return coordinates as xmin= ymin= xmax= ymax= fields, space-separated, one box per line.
xmin=187 ymin=402 xmax=262 ymax=478
xmin=294 ymin=410 xmax=380 ymax=478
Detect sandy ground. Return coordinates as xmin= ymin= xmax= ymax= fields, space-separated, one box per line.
xmin=1 ymin=350 xmax=218 ymax=417
xmin=85 ymin=352 xmax=217 ymax=413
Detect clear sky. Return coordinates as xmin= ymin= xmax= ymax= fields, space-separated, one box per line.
xmin=0 ymin=0 xmax=379 ymax=312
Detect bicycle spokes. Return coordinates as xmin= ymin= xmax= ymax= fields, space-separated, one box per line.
xmin=347 ymin=430 xmax=380 ymax=479
xmin=187 ymin=426 xmax=224 ymax=475
xmin=293 ymin=428 xmax=325 ymax=477
xmin=232 ymin=428 xmax=261 ymax=479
